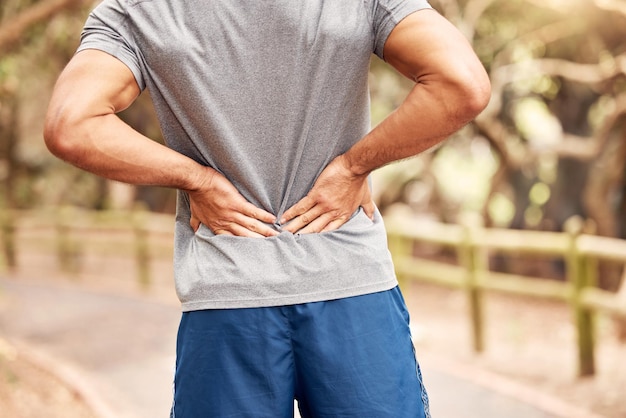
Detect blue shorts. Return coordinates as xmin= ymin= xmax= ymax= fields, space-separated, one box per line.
xmin=170 ymin=286 xmax=430 ymax=418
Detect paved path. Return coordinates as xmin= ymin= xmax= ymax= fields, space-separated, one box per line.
xmin=0 ymin=277 xmax=561 ymax=418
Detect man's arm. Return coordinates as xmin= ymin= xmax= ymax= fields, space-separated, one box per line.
xmin=281 ymin=9 xmax=491 ymax=233
xmin=44 ymin=49 xmax=277 ymax=237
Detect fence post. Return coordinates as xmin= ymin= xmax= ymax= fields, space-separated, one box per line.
xmin=565 ymin=216 xmax=595 ymax=376
xmin=459 ymin=215 xmax=486 ymax=353
xmin=132 ymin=204 xmax=150 ymax=289
xmin=55 ymin=206 xmax=80 ymax=275
xmin=387 ymin=224 xmax=413 ymax=292
xmin=0 ymin=207 xmax=16 ymax=271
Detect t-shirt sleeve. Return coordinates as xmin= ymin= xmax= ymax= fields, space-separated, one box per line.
xmin=372 ymin=0 xmax=432 ymax=60
xmin=77 ymin=0 xmax=146 ymax=90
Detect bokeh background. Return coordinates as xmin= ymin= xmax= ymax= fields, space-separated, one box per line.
xmin=1 ymin=0 xmax=625 ymax=417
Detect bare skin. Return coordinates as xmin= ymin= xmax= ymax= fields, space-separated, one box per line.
xmin=44 ymin=9 xmax=490 ymax=237
xmin=280 ymin=10 xmax=491 ymax=233
xmin=44 ymin=51 xmax=277 ymax=238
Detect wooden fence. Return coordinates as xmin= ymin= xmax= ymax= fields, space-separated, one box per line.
xmin=0 ymin=207 xmax=174 ymax=288
xmin=1 ymin=208 xmax=625 ymax=376
xmin=385 ymin=214 xmax=626 ymax=377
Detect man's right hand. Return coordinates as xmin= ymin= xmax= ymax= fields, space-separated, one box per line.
xmin=187 ymin=167 xmax=278 ymax=238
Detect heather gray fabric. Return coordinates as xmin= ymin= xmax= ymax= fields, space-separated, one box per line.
xmin=78 ymin=0 xmax=432 ymax=310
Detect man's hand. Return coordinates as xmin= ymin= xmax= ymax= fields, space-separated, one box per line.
xmin=280 ymin=155 xmax=375 ymax=234
xmin=188 ymin=167 xmax=278 ymax=238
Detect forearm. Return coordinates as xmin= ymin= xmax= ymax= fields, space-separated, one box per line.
xmin=44 ymin=112 xmax=208 ymax=192
xmin=44 ymin=49 xmax=278 ymax=237
xmin=342 ymin=9 xmax=491 ymax=178
xmin=344 ymin=77 xmax=486 ymax=178
xmin=44 ymin=49 xmax=211 ymax=193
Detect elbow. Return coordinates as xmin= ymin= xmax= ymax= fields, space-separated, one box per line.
xmin=469 ymin=78 xmax=491 ymax=119
xmin=457 ymin=69 xmax=491 ymax=123
xmin=466 ymin=66 xmax=491 ymax=122
xmin=43 ymin=110 xmax=85 ymax=163
xmin=43 ymin=116 xmax=64 ymax=158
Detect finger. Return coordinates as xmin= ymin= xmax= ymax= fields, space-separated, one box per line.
xmin=243 ymin=203 xmax=276 ymax=224
xmin=280 ymin=196 xmax=315 ymax=224
xmin=321 ymin=217 xmax=348 ymax=233
xmin=362 ymin=200 xmax=376 ymax=220
xmin=229 ymin=212 xmax=279 ymax=237
xmin=213 ymin=228 xmax=234 ymax=236
xmin=298 ymin=210 xmax=352 ymax=234
xmin=297 ymin=214 xmax=333 ymax=234
xmin=212 ymin=220 xmax=276 ymax=238
xmin=244 ymin=220 xmax=279 ymax=237
xmin=282 ymin=206 xmax=324 ymax=233
xmin=214 ymin=223 xmax=260 ymax=237
xmin=227 ymin=223 xmax=267 ymax=238
xmin=190 ymin=214 xmax=201 ymax=232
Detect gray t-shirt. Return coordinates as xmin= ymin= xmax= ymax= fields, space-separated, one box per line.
xmin=79 ymin=0 xmax=432 ymax=310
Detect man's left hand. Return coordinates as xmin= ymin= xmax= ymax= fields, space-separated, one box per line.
xmin=280 ymin=155 xmax=375 ymax=234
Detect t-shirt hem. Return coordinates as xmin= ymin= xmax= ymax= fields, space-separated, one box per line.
xmin=179 ymin=279 xmax=398 ymax=311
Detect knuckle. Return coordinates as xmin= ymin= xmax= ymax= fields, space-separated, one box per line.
xmin=328 ymin=209 xmax=342 ymax=219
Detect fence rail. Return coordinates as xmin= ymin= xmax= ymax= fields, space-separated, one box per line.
xmin=386 ymin=214 xmax=626 ymax=377
xmin=1 ymin=208 xmax=625 ymax=376
xmin=0 ymin=207 xmax=174 ymax=288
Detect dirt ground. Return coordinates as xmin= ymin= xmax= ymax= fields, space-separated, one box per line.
xmin=2 ymin=251 xmax=626 ymax=418
xmin=0 ymin=339 xmax=96 ymax=418
xmin=404 ymin=280 xmax=626 ymax=418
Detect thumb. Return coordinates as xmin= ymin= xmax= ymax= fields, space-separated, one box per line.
xmin=190 ymin=212 xmax=201 ymax=232
xmin=361 ymin=188 xmax=375 ymax=220
xmin=362 ymin=199 xmax=375 ymax=220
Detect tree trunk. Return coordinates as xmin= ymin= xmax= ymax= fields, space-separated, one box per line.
xmin=0 ymin=85 xmax=19 ymax=209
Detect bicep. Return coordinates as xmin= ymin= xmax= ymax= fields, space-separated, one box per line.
xmin=383 ymin=10 xmax=485 ymax=84
xmin=48 ymin=49 xmax=141 ymax=120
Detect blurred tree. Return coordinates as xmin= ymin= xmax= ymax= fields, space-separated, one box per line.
xmin=473 ymin=0 xmax=626 ymax=292
xmin=473 ymin=0 xmax=626 ymax=240
xmin=0 ymin=81 xmax=19 ymax=209
xmin=1 ymin=0 xmax=90 ymax=210
xmin=366 ymin=0 xmax=626 ymax=300
xmin=374 ymin=0 xmax=626 ymax=246
xmin=0 ymin=0 xmax=169 ymax=211
xmin=0 ymin=0 xmax=87 ymax=55
xmin=2 ymin=0 xmax=626 ymax=257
